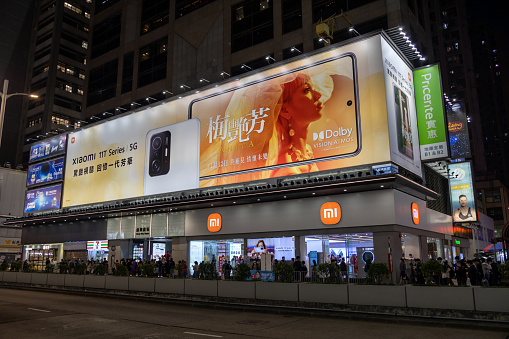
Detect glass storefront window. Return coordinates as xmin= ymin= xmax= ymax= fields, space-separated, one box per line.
xmin=151 ymin=213 xmax=167 ymax=237
xmin=106 ymin=217 xmax=121 ymax=239
xmin=135 ymin=214 xmax=151 ymax=238
xmin=427 ymin=237 xmax=444 ymax=259
xmin=401 ymin=233 xmax=420 ymax=260
xmin=189 ymin=239 xmax=244 ymax=275
xmin=122 ymin=215 xmax=135 ymax=239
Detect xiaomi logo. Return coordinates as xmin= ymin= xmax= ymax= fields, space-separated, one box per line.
xmin=207 ymin=213 xmax=222 ymax=232
xmin=320 ymin=202 xmax=341 ymax=225
xmin=411 ymin=202 xmax=419 ymax=225
xmin=71 ymin=137 xmax=75 ymax=144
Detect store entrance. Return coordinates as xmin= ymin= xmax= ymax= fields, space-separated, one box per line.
xmin=27 ymin=248 xmax=56 ymax=271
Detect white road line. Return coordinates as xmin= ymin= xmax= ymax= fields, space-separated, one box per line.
xmin=183 ymin=332 xmax=223 ymax=338
xmin=27 ymin=308 xmax=51 ymax=313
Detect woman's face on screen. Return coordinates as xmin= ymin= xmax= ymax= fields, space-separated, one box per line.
xmin=285 ymin=82 xmax=323 ymax=123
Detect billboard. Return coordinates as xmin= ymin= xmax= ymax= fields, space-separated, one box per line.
xmin=449 ymin=162 xmax=477 ymax=223
xmin=29 ymin=135 xmax=66 ymax=163
xmin=381 ymin=39 xmax=422 ymax=177
xmin=63 ymin=34 xmax=420 ymax=206
xmin=413 ymin=64 xmax=448 ymax=160
xmin=447 ymin=102 xmax=471 ymax=159
xmin=26 ymin=157 xmax=64 ymax=187
xmin=24 ymin=184 xmax=62 ymax=213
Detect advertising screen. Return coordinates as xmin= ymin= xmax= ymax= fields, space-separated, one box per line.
xmin=413 ymin=64 xmax=448 ymax=161
xmin=447 ymin=102 xmax=471 ymax=159
xmin=449 ymin=162 xmax=477 ymax=223
xmin=29 ymin=135 xmax=66 ymax=163
xmin=26 ymin=157 xmax=64 ymax=187
xmin=247 ymin=237 xmax=295 ymax=261
xmin=381 ymin=39 xmax=422 ymax=177
xmin=24 ymin=184 xmax=62 ymax=213
xmin=63 ymin=34 xmax=400 ymax=206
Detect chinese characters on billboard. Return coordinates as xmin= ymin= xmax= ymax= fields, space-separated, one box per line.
xmin=29 ymin=135 xmax=66 ymax=163
xmin=24 ymin=184 xmax=62 ymax=213
xmin=27 ymin=157 xmax=64 ymax=187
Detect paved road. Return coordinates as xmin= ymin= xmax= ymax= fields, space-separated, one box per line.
xmin=0 ymin=288 xmax=507 ymax=338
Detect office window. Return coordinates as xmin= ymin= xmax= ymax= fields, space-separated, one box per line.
xmin=95 ymin=0 xmax=120 ymax=14
xmin=138 ymin=38 xmax=167 ymax=88
xmin=282 ymin=0 xmax=301 ymax=34
xmin=176 ymin=0 xmax=216 ymax=18
xmin=91 ymin=13 xmax=121 ymax=59
xmin=231 ymin=0 xmax=273 ymax=53
xmin=312 ymin=0 xmax=378 ymax=22
xmin=54 ymin=95 xmax=82 ymax=112
xmin=62 ymin=13 xmax=89 ymax=32
xmin=87 ymin=59 xmax=118 ymax=106
xmin=141 ymin=0 xmax=169 ymax=35
xmin=122 ymin=52 xmax=134 ymax=93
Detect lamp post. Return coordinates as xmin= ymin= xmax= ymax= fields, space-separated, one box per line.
xmin=0 ymin=79 xmax=38 ymax=148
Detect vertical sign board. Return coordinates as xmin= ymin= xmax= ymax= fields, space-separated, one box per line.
xmin=447 ymin=102 xmax=471 ymax=159
xmin=449 ymin=162 xmax=477 ymax=224
xmin=413 ymin=64 xmax=448 ymax=160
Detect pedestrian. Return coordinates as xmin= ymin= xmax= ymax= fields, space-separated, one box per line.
xmin=339 ymin=258 xmax=347 ymax=282
xmin=399 ymin=258 xmax=407 ymax=284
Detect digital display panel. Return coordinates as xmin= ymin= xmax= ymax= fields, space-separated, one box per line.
xmin=24 ymin=184 xmax=62 ymax=213
xmin=29 ymin=135 xmax=66 ymax=163
xmin=247 ymin=237 xmax=295 ymax=261
xmin=26 ymin=157 xmax=64 ymax=187
xmin=449 ymin=162 xmax=477 ymax=223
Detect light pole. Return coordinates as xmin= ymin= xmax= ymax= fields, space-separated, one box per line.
xmin=0 ymin=79 xmax=38 ymax=148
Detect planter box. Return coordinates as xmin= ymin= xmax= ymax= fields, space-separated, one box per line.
xmin=299 ymin=283 xmax=348 ymax=304
xmin=474 ymin=287 xmax=509 ymax=312
xmin=185 ymin=279 xmax=218 ymax=297
xmin=0 ymin=271 xmax=3 ymax=281
xmin=84 ymin=275 xmax=106 ymax=289
xmin=406 ymin=285 xmax=474 ymax=310
xmin=129 ymin=277 xmax=156 ymax=293
xmin=218 ymin=281 xmax=256 ymax=299
xmin=105 ymin=276 xmax=129 ymax=291
xmin=255 ymin=282 xmax=298 ymax=301
xmin=155 ymin=278 xmax=185 ymax=294
xmin=349 ymin=284 xmax=406 ymax=307
xmin=31 ymin=273 xmax=48 ymax=285
xmin=17 ymin=272 xmax=32 ymax=284
xmin=47 ymin=274 xmax=65 ymax=286
xmin=3 ymin=272 xmax=16 ymax=282
xmin=65 ymin=274 xmax=85 ymax=288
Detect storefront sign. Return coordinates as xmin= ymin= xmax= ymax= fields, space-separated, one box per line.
xmin=449 ymin=162 xmax=477 ymax=223
xmin=413 ymin=64 xmax=448 ymax=160
xmin=29 ymin=135 xmax=66 ymax=163
xmin=27 ymin=157 xmax=64 ymax=187
xmin=320 ymin=202 xmax=341 ymax=224
xmin=87 ymin=240 xmax=108 ymax=251
xmin=411 ymin=202 xmax=419 ymax=224
xmin=207 ymin=213 xmax=222 ymax=232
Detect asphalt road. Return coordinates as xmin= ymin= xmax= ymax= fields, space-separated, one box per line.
xmin=0 ymin=288 xmax=507 ymax=338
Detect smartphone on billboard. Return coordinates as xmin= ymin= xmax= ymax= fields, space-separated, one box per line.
xmin=143 ymin=119 xmax=200 ymax=195
xmin=254 ymin=247 xmax=265 ymax=253
xmin=394 ymin=85 xmax=413 ymax=159
xmin=189 ymin=53 xmax=360 ymax=180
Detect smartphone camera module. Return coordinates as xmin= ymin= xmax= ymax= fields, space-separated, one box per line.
xmin=148 ymin=131 xmax=170 ymax=177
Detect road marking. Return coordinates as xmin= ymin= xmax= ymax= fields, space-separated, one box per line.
xmin=27 ymin=308 xmax=50 ymax=313
xmin=183 ymin=332 xmax=223 ymax=338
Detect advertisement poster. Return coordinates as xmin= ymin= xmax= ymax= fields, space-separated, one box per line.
xmin=381 ymin=39 xmax=422 ymax=177
xmin=447 ymin=102 xmax=471 ymax=159
xmin=27 ymin=157 xmax=64 ymax=187
xmin=247 ymin=237 xmax=294 ymax=261
xmin=413 ymin=64 xmax=448 ymax=160
xmin=152 ymin=243 xmax=166 ymax=259
xmin=449 ymin=162 xmax=477 ymax=223
xmin=247 ymin=270 xmax=275 ymax=281
xmin=24 ymin=184 xmax=62 ymax=213
xmin=29 ymin=135 xmax=66 ymax=163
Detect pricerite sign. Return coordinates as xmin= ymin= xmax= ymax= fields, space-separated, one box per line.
xmin=413 ymin=64 xmax=448 ymax=161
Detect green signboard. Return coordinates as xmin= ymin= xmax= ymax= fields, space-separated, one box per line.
xmin=413 ymin=64 xmax=448 ymax=161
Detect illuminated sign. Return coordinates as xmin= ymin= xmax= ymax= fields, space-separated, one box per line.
xmin=320 ymin=202 xmax=341 ymax=225
xmin=455 ymin=239 xmax=461 ymax=245
xmin=449 ymin=162 xmax=477 ymax=223
xmin=86 ymin=240 xmax=108 ymax=250
xmin=413 ymin=64 xmax=448 ymax=160
xmin=24 ymin=184 xmax=62 ymax=213
xmin=411 ymin=202 xmax=419 ymax=225
xmin=446 ymin=102 xmax=471 ymax=159
xmin=207 ymin=213 xmax=222 ymax=232
xmin=27 ymin=157 xmax=64 ymax=187
xmin=29 ymin=135 xmax=66 ymax=163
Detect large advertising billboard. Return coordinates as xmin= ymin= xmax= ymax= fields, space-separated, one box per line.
xmin=447 ymin=102 xmax=471 ymax=159
xmin=413 ymin=64 xmax=448 ymax=161
xmin=26 ymin=157 xmax=64 ymax=187
xmin=24 ymin=184 xmax=62 ymax=213
xmin=29 ymin=135 xmax=66 ymax=163
xmin=449 ymin=162 xmax=477 ymax=223
xmin=62 ymin=34 xmax=420 ymax=206
xmin=381 ymin=39 xmax=422 ymax=177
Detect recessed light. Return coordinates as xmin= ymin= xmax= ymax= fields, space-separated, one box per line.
xmin=380 ymin=185 xmax=384 ymax=188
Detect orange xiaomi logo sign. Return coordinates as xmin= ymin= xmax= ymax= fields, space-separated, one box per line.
xmin=207 ymin=213 xmax=222 ymax=232
xmin=320 ymin=202 xmax=341 ymax=225
xmin=411 ymin=202 xmax=419 ymax=224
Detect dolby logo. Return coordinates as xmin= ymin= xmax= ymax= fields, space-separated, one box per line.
xmin=313 ymin=127 xmax=353 ymax=141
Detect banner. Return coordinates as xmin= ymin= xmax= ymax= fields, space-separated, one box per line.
xmin=447 ymin=102 xmax=471 ymax=159
xmin=449 ymin=162 xmax=477 ymax=223
xmin=413 ymin=64 xmax=448 ymax=160
xmin=29 ymin=135 xmax=66 ymax=163
xmin=24 ymin=184 xmax=62 ymax=213
xmin=27 ymin=157 xmax=64 ymax=187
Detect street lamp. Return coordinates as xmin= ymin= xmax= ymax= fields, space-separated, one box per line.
xmin=0 ymin=79 xmax=38 ymax=148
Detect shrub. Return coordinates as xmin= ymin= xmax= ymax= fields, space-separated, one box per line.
xmin=498 ymin=263 xmax=509 ymax=281
xmin=45 ymin=264 xmax=55 ymax=273
xmin=94 ymin=264 xmax=108 ymax=275
xmin=232 ymin=263 xmax=251 ymax=281
xmin=273 ymin=261 xmax=294 ymax=283
xmin=366 ymin=263 xmax=390 ymax=284
xmin=57 ymin=262 xmax=69 ymax=274
xmin=198 ymin=261 xmax=216 ymax=280
xmin=140 ymin=263 xmax=156 ymax=277
xmin=175 ymin=263 xmax=184 ymax=278
xmin=22 ymin=262 xmax=32 ymax=273
xmin=421 ymin=260 xmax=442 ymax=284
xmin=0 ymin=262 xmax=9 ymax=271
xmin=114 ymin=264 xmax=129 ymax=276
xmin=74 ymin=263 xmax=87 ymax=275
xmin=12 ymin=261 xmax=22 ymax=272
xmin=316 ymin=262 xmax=341 ymax=283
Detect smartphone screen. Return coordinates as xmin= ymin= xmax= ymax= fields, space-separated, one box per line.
xmin=190 ymin=53 xmax=360 ymax=181
xmin=394 ymin=85 xmax=413 ymax=159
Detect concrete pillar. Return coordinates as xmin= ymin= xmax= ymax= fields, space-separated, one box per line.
xmin=171 ymin=237 xmax=188 ymax=263
xmin=373 ymin=231 xmax=403 ymax=283
xmin=419 ymin=235 xmax=429 ymax=262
